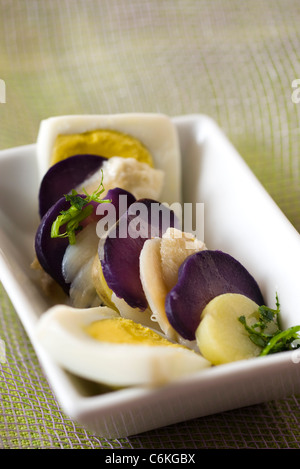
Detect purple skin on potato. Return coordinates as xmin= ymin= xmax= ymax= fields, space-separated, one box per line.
xmin=165 ymin=250 xmax=265 ymax=341
xmin=100 ymin=199 xmax=179 ymax=311
xmin=38 ymin=154 xmax=107 ymax=217
xmin=35 ymin=188 xmax=136 ymax=294
xmin=35 ymin=196 xmax=73 ymax=293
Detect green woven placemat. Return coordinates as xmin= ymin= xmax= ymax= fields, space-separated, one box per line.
xmin=1 ymin=0 xmax=300 ymax=449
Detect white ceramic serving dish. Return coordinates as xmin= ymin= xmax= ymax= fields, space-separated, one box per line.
xmin=1 ymin=114 xmax=300 ymax=439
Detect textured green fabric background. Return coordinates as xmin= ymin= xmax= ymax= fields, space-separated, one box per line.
xmin=1 ymin=0 xmax=300 ymax=449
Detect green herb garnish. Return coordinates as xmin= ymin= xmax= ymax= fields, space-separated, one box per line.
xmin=239 ymin=293 xmax=300 ymax=356
xmin=51 ymin=171 xmax=110 ymax=245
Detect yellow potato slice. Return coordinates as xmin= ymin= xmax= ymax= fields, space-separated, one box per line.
xmin=196 ymin=293 xmax=262 ymax=365
xmin=92 ymin=255 xmax=117 ymax=311
xmin=92 ymin=253 xmax=157 ymax=329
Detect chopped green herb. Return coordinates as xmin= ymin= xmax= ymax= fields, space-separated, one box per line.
xmin=51 ymin=171 xmax=110 ymax=245
xmin=238 ymin=293 xmax=300 ymax=356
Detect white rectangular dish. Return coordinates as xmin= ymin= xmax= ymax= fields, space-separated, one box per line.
xmin=1 ymin=114 xmax=300 ymax=439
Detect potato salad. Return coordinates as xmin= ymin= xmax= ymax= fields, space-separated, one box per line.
xmin=33 ymin=113 xmax=300 ymax=388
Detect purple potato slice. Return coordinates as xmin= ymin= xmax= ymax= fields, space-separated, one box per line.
xmin=35 ymin=196 xmax=73 ymax=293
xmin=35 ymin=188 xmax=136 ymax=294
xmin=102 ymin=187 xmax=136 ymax=220
xmin=39 ymin=154 xmax=106 ymax=217
xmin=165 ymin=250 xmax=265 ymax=340
xmin=100 ymin=198 xmax=179 ymax=311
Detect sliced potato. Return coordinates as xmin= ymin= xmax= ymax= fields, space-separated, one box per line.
xmin=196 ymin=293 xmax=262 ymax=365
xmin=92 ymin=252 xmax=157 ymax=328
xmin=140 ymin=228 xmax=206 ymax=343
xmin=92 ymin=255 xmax=117 ymax=311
